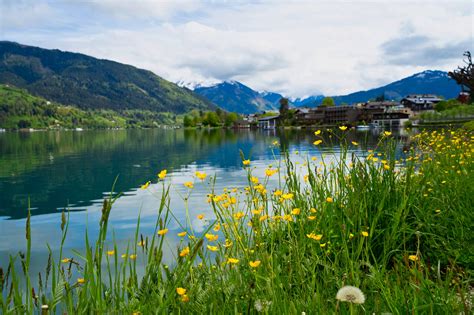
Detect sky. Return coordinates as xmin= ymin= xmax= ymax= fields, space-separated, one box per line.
xmin=1 ymin=0 xmax=473 ymax=98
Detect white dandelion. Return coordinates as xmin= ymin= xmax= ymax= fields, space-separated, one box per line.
xmin=254 ymin=299 xmax=272 ymax=312
xmin=336 ymin=285 xmax=365 ymax=304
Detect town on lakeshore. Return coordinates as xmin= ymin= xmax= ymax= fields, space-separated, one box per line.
xmin=239 ymin=93 xmax=470 ymax=130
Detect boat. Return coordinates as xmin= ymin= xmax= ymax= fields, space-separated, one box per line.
xmin=356 ymin=125 xmax=370 ymax=130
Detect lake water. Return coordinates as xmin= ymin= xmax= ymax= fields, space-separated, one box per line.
xmin=0 ymin=128 xmax=406 ymax=273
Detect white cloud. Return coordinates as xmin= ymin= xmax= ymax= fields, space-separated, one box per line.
xmin=1 ymin=0 xmax=472 ymax=97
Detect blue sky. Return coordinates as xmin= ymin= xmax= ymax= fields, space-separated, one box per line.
xmin=1 ymin=0 xmax=472 ymax=97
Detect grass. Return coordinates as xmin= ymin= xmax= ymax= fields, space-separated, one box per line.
xmin=0 ymin=128 xmax=473 ymax=314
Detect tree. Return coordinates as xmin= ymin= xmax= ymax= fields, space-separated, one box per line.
xmin=183 ymin=115 xmax=194 ymax=127
xmin=224 ymin=112 xmax=238 ymax=127
xmin=375 ymin=94 xmax=385 ymax=102
xmin=279 ymin=97 xmax=289 ymax=119
xmin=449 ymin=51 xmax=474 ymax=101
xmin=320 ymin=97 xmax=335 ymax=107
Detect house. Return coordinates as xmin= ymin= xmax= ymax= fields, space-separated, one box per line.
xmin=371 ymin=111 xmax=410 ymax=128
xmin=401 ymin=94 xmax=442 ymax=111
xmin=233 ymin=120 xmax=251 ymax=129
xmin=257 ymin=115 xmax=280 ymax=129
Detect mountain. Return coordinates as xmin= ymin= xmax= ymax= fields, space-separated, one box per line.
xmin=194 ymin=81 xmax=283 ymax=114
xmin=292 ymin=95 xmax=325 ymax=107
xmin=0 ymin=41 xmax=215 ymax=114
xmin=305 ymin=70 xmax=461 ymax=106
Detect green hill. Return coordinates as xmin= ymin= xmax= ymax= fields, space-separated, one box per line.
xmin=0 ymin=84 xmax=182 ymax=129
xmin=0 ymin=41 xmax=216 ymax=114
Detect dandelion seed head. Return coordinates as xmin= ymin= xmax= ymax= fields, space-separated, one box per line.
xmin=336 ymin=285 xmax=365 ymax=304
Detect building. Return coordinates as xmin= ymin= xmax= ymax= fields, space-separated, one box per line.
xmin=294 ymin=108 xmax=324 ymax=125
xmin=371 ymin=112 xmax=410 ymax=128
xmin=317 ymin=105 xmax=359 ymax=124
xmin=257 ymin=115 xmax=280 ymax=129
xmin=401 ymin=94 xmax=442 ymax=111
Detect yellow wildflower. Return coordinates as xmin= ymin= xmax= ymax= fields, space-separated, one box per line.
xmin=274 ymin=190 xmax=283 ymax=196
xmin=197 ymin=214 xmax=204 ymax=220
xmin=326 ymin=197 xmax=333 ymax=203
xmin=308 ymin=216 xmax=316 ymax=221
xmin=408 ymin=255 xmax=419 ymax=261
xmin=234 ymin=212 xmax=245 ymax=220
xmin=195 ymin=171 xmax=207 ymax=180
xmin=259 ymin=215 xmax=269 ymax=222
xmin=107 ymin=250 xmax=115 ymax=256
xmin=361 ymin=231 xmax=369 ymax=237
xmin=157 ymin=228 xmax=168 ymax=236
xmin=181 ymin=294 xmax=190 ymax=302
xmin=265 ymin=168 xmax=278 ymax=177
xmin=283 ymin=214 xmax=293 ymax=221
xmin=351 ymin=141 xmax=359 ymax=146
xmin=141 ymin=181 xmax=150 ymax=189
xmin=61 ymin=258 xmax=72 ymax=263
xmin=137 ymin=240 xmax=146 ymax=247
xmin=249 ymin=260 xmax=261 ymax=268
xmin=252 ymin=209 xmax=262 ymax=215
xmin=213 ymin=224 xmax=221 ymax=232
xmin=250 ymin=176 xmax=259 ymax=184
xmin=313 ymin=140 xmax=323 ymax=146
xmin=282 ymin=193 xmax=294 ymax=200
xmin=291 ymin=208 xmax=301 ymax=215
xmin=310 ymin=208 xmax=317 ymax=213
xmin=179 ymin=247 xmax=190 ymax=257
xmin=320 ymin=243 xmax=327 ymax=247
xmin=177 ymin=231 xmax=187 ymax=237
xmin=158 ymin=169 xmax=167 ymax=180
xmin=184 ymin=181 xmax=194 ymax=189
xmin=224 ymin=239 xmax=233 ymax=248
xmin=207 ymin=245 xmax=218 ymax=252
xmin=306 ymin=233 xmax=323 ymax=241
xmin=77 ymin=278 xmax=86 ymax=284
xmin=314 ymin=130 xmax=321 ymax=135
xmin=242 ymin=159 xmax=251 ymax=166
xmin=129 ymin=254 xmax=137 ymax=260
xmin=205 ymin=233 xmax=219 ymax=242
xmin=176 ymin=287 xmax=187 ymax=296
xmin=227 ymin=258 xmax=239 ymax=264
xmin=384 ymin=131 xmax=392 ymax=136
xmin=339 ymin=126 xmax=348 ymax=131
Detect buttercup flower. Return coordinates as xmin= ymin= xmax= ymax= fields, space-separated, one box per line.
xmin=249 ymin=260 xmax=261 ymax=268
xmin=184 ymin=181 xmax=194 ymax=189
xmin=157 ymin=228 xmax=168 ymax=236
xmin=339 ymin=126 xmax=348 ymax=131
xmin=141 ymin=181 xmax=150 ymax=189
xmin=243 ymin=159 xmax=251 ymax=166
xmin=158 ymin=169 xmax=167 ymax=180
xmin=179 ymin=247 xmax=190 ymax=257
xmin=227 ymin=258 xmax=239 ymax=264
xmin=176 ymin=287 xmax=187 ymax=296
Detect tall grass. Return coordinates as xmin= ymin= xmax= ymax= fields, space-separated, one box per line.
xmin=1 ymin=128 xmax=473 ymax=314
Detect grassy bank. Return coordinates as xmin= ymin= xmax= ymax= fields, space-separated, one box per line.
xmin=1 ymin=128 xmax=473 ymax=314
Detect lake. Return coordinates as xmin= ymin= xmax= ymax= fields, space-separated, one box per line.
xmin=0 ymin=128 xmax=407 ymax=273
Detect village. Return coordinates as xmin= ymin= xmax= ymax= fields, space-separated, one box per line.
xmin=235 ymin=93 xmax=470 ymax=129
